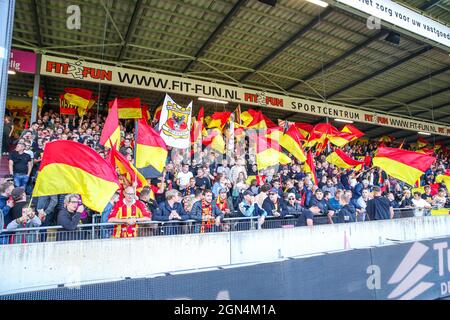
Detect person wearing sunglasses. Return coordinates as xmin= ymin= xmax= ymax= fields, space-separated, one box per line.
xmin=286 ymin=193 xmax=303 ymax=217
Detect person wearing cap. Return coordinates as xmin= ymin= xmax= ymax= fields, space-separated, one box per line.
xmin=286 ymin=193 xmax=304 ymax=216
xmin=9 ymin=142 xmax=32 ymax=189
xmin=262 ymin=188 xmax=288 ymax=228
xmin=238 ymin=190 xmax=267 ymax=229
xmin=262 ymin=187 xmax=288 ymax=218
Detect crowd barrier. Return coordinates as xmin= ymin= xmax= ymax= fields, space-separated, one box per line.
xmin=1 ymin=213 xmax=450 ymax=296
xmin=1 ymin=234 xmax=450 ymax=300
xmin=0 ymin=207 xmax=432 ymax=245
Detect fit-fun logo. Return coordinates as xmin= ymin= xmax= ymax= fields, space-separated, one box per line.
xmin=367 ymin=241 xmax=450 ymax=300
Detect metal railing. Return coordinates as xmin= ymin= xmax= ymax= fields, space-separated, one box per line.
xmin=0 ymin=207 xmax=444 ymax=245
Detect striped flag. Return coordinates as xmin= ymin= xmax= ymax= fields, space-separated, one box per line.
xmin=207 ymin=112 xmax=231 ymax=130
xmin=64 ymin=88 xmax=93 ymax=110
xmin=373 ymin=147 xmax=436 ymax=186
xmin=100 ymin=98 xmax=121 ymax=149
xmin=255 ymin=136 xmax=291 ymax=170
xmin=108 ymin=146 xmax=149 ymax=195
xmin=33 ymin=141 xmax=120 ymax=212
xmin=136 ymin=119 xmax=168 ymax=178
xmin=304 ymin=151 xmax=318 ymax=186
xmin=279 ymin=125 xmax=307 ymax=163
xmin=326 ymin=149 xmax=364 ymax=171
xmin=108 ymin=97 xmax=143 ymax=119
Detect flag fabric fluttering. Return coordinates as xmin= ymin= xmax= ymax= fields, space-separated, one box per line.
xmin=279 ymin=125 xmax=307 ymax=163
xmin=191 ymin=106 xmax=205 ymax=143
xmin=108 ymin=97 xmax=143 ymax=119
xmin=64 ymin=88 xmax=93 ymax=111
xmin=203 ymin=128 xmax=225 ymax=154
xmin=33 ymin=140 xmax=120 ymax=213
xmin=100 ymin=98 xmax=121 ymax=149
xmin=207 ymin=112 xmax=232 ymax=131
xmin=436 ymin=169 xmax=450 ymax=192
xmin=136 ymin=119 xmax=168 ymax=178
xmin=326 ymin=149 xmax=364 ymax=171
xmin=255 ymin=135 xmax=291 ymax=170
xmin=108 ymin=146 xmax=148 ymax=193
xmin=304 ymin=151 xmax=318 ymax=186
xmin=241 ymin=109 xmax=277 ymax=129
xmin=372 ymin=147 xmax=436 ymax=186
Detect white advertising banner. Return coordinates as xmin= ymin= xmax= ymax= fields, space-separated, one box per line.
xmin=336 ymin=0 xmax=450 ymax=48
xmin=158 ymin=94 xmax=192 ymax=149
xmin=40 ymin=54 xmax=450 ymax=136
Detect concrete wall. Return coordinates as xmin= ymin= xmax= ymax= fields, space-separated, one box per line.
xmin=1 ymin=216 xmax=450 ymax=295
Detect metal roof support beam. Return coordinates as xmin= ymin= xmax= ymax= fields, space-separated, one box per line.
xmin=117 ymin=0 xmax=145 ymax=61
xmin=30 ymin=0 xmax=48 ymax=101
xmin=420 ymin=0 xmax=441 ymax=11
xmin=412 ymin=101 xmax=450 ymax=118
xmin=327 ymin=46 xmax=432 ymax=99
xmin=104 ymin=0 xmax=145 ymax=107
xmin=239 ymin=7 xmax=334 ymax=83
xmin=384 ymin=85 xmax=450 ymax=113
xmin=183 ymin=0 xmax=248 ymax=73
xmin=357 ymin=65 xmax=450 ymax=106
xmin=285 ymin=29 xmax=388 ymax=91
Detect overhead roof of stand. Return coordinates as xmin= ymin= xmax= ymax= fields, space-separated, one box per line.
xmin=7 ymin=0 xmax=450 ymax=144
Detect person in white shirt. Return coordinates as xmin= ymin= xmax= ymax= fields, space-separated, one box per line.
xmin=176 ymin=164 xmax=193 ymax=191
xmin=412 ymin=191 xmax=431 ymax=217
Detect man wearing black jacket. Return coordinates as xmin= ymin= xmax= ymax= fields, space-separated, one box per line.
xmin=57 ymin=194 xmax=83 ymax=241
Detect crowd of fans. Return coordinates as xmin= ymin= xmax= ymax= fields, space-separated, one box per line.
xmin=1 ymin=108 xmax=449 ymax=243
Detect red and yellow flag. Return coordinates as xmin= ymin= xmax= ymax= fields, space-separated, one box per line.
xmin=241 ymin=109 xmax=277 ymax=129
xmin=108 ymin=146 xmax=149 ymax=195
xmin=100 ymin=98 xmax=121 ymax=149
xmin=304 ymin=151 xmax=318 ymax=186
xmin=203 ymin=128 xmax=225 ymax=154
xmin=207 ymin=111 xmax=231 ymax=130
xmin=191 ymin=106 xmax=205 ymax=143
xmin=416 ymin=137 xmax=429 ymax=149
xmin=64 ymin=88 xmax=93 ymax=110
xmin=373 ymin=147 xmax=436 ymax=186
xmin=255 ymin=136 xmax=291 ymax=170
xmin=279 ymin=125 xmax=307 ymax=163
xmin=27 ymin=87 xmax=44 ymax=108
xmin=108 ymin=97 xmax=142 ymax=119
xmin=153 ymin=105 xmax=162 ymax=122
xmin=33 ymin=140 xmax=120 ymax=212
xmin=295 ymin=122 xmax=313 ymax=139
xmin=326 ymin=149 xmax=364 ymax=171
xmin=265 ymin=127 xmax=284 ymax=142
xmin=136 ymin=119 xmax=168 ymax=178
xmin=436 ymin=169 xmax=450 ymax=192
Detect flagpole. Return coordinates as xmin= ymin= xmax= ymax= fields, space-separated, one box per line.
xmin=134 ymin=119 xmax=138 ymax=197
